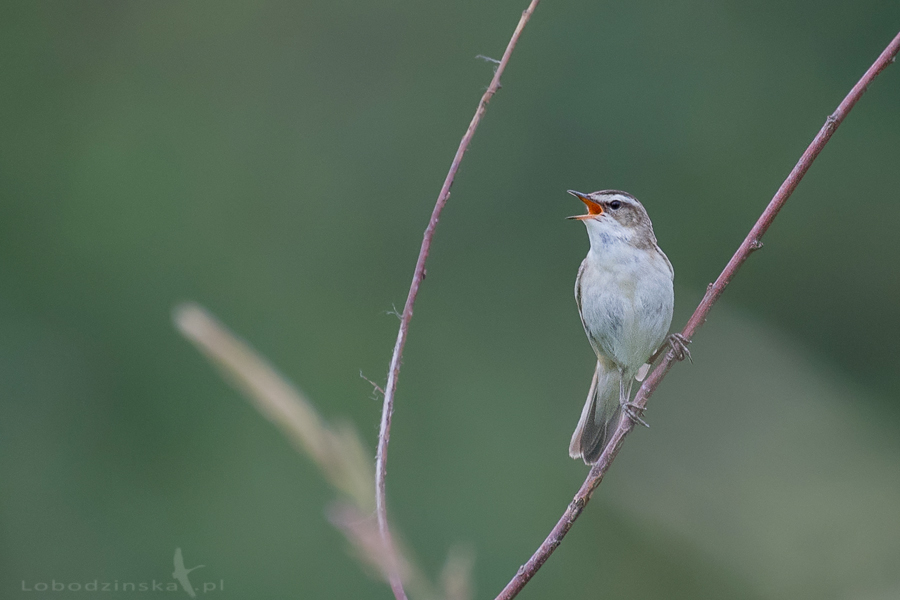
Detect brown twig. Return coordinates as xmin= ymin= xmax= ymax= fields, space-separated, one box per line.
xmin=495 ymin=29 xmax=900 ymax=600
xmin=175 ymin=303 xmax=465 ymax=600
xmin=375 ymin=3 xmax=542 ymax=599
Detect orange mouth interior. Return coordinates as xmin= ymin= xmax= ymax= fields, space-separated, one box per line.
xmin=582 ymin=198 xmax=603 ymax=216
xmin=567 ymin=190 xmax=604 ymax=221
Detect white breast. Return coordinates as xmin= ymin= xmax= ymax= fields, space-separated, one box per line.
xmin=578 ymin=239 xmax=674 ymax=373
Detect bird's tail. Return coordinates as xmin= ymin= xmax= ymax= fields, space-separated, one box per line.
xmin=569 ymin=360 xmax=623 ymax=464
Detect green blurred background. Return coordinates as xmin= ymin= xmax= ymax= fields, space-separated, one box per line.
xmin=2 ymin=1 xmax=900 ymax=598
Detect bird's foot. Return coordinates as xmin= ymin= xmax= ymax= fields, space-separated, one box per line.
xmin=621 ymin=401 xmax=650 ymax=428
xmin=666 ymin=333 xmax=692 ymax=363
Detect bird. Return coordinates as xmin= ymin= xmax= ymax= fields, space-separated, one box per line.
xmin=172 ymin=548 xmax=205 ymax=598
xmin=567 ymin=189 xmax=688 ymax=464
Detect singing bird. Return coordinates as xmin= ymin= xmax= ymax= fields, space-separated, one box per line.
xmin=568 ymin=190 xmax=688 ymax=464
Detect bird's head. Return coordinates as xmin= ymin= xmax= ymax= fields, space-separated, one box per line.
xmin=567 ymin=189 xmax=657 ymax=249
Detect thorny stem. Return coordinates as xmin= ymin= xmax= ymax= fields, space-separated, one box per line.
xmin=375 ymin=2 xmax=542 ymax=599
xmin=494 ymin=29 xmax=900 ymax=600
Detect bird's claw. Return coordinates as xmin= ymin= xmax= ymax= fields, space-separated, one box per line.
xmin=622 ymin=402 xmax=650 ymax=428
xmin=666 ymin=333 xmax=692 ymax=363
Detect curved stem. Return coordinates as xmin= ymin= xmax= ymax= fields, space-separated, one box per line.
xmin=494 ymin=28 xmax=900 ymax=600
xmin=374 ymin=3 xmax=542 ymax=599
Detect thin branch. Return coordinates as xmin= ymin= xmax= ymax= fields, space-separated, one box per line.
xmin=175 ymin=303 xmax=462 ymax=600
xmin=374 ymin=2 xmax=541 ymax=599
xmin=495 ymin=29 xmax=900 ymax=600
xmin=360 ymin=371 xmax=385 ymax=396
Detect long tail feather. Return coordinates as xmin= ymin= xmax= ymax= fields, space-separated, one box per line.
xmin=569 ymin=361 xmax=622 ymax=464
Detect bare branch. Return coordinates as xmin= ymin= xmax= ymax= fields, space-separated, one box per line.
xmin=494 ymin=29 xmax=900 ymax=600
xmin=175 ymin=303 xmax=460 ymax=598
xmin=374 ymin=2 xmax=542 ymax=599
xmin=360 ymin=371 xmax=385 ymax=397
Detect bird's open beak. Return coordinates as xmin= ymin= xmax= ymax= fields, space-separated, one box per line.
xmin=566 ymin=190 xmax=603 ymax=220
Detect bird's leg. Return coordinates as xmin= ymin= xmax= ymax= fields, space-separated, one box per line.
xmin=667 ymin=333 xmax=692 ymax=362
xmin=619 ymin=374 xmax=649 ymax=428
xmin=647 ymin=333 xmax=692 ymax=366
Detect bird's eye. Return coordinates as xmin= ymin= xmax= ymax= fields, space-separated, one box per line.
xmin=609 ymin=200 xmax=622 ymax=210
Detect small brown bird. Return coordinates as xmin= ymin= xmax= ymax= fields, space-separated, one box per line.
xmin=567 ymin=190 xmax=687 ymax=464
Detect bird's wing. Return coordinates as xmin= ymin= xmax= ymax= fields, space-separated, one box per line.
xmin=655 ymin=244 xmax=674 ymax=279
xmin=575 ymin=259 xmax=608 ymax=359
xmin=575 ymin=259 xmax=589 ymax=334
